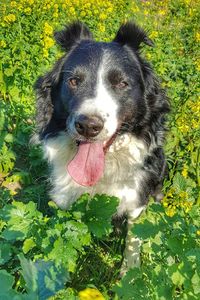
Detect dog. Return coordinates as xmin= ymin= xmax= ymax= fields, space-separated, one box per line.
xmin=35 ymin=21 xmax=170 ymax=271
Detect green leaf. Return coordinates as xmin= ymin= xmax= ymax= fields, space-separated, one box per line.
xmin=0 ymin=271 xmax=23 ymax=299
xmin=173 ymin=173 xmax=187 ymax=192
xmin=1 ymin=229 xmax=25 ymax=241
xmin=191 ymin=271 xmax=200 ymax=295
xmin=0 ymin=270 xmax=22 ymax=300
xmin=8 ymin=86 xmax=20 ymax=98
xmin=23 ymin=238 xmax=36 ymax=254
xmin=84 ymin=194 xmax=119 ymax=238
xmin=63 ymin=220 xmax=91 ymax=250
xmin=4 ymin=68 xmax=13 ymax=77
xmin=186 ymin=248 xmax=200 ymax=262
xmin=113 ymin=268 xmax=148 ymax=299
xmin=0 ymin=201 xmax=42 ymax=241
xmin=171 ymin=270 xmax=185 ymax=286
xmin=47 ymin=237 xmax=78 ymax=272
xmin=168 ymin=264 xmax=185 ymax=286
xmin=0 ymin=270 xmax=14 ymax=293
xmin=19 ymin=254 xmax=38 ymax=293
xmin=132 ymin=219 xmax=164 ymax=240
xmin=0 ymin=242 xmax=12 ymax=265
xmin=167 ymin=236 xmax=183 ymax=255
xmin=19 ymin=254 xmax=69 ymax=300
xmin=4 ymin=133 xmax=14 ymax=143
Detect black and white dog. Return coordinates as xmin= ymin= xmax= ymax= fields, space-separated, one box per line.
xmin=35 ymin=21 xmax=170 ymax=270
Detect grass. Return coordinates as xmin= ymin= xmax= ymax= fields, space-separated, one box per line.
xmin=0 ymin=0 xmax=200 ymax=299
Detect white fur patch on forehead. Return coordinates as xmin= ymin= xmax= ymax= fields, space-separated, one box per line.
xmin=76 ymin=54 xmax=119 ymax=139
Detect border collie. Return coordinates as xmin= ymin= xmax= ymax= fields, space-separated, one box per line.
xmin=35 ymin=21 xmax=170 ymax=271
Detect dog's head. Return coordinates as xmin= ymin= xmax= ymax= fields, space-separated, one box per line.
xmin=55 ymin=22 xmax=154 ymax=142
xmin=35 ymin=21 xmax=170 ymax=186
xmin=36 ymin=21 xmax=169 ymax=141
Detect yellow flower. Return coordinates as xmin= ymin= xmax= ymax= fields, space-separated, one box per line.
xmin=80 ymin=11 xmax=86 ymax=17
xmin=189 ymin=8 xmax=194 ymax=16
xmin=79 ymin=288 xmax=105 ymax=300
xmin=107 ymin=7 xmax=113 ymax=13
xmin=150 ymin=31 xmax=159 ymax=39
xmin=162 ymin=200 xmax=168 ymax=208
xmin=43 ymin=36 xmax=54 ymax=49
xmin=196 ymin=32 xmax=200 ymax=42
xmin=158 ymin=9 xmax=166 ymax=16
xmin=197 ymin=230 xmax=200 ymax=236
xmin=184 ymin=0 xmax=191 ymax=5
xmin=176 ymin=117 xmax=190 ymax=134
xmin=179 ymin=191 xmax=188 ymax=199
xmin=43 ymin=48 xmax=49 ymax=58
xmin=191 ymin=118 xmax=199 ymax=129
xmin=11 ymin=1 xmax=17 ymax=7
xmin=0 ymin=40 xmax=7 ymax=48
xmin=146 ymin=53 xmax=152 ymax=60
xmin=24 ymin=7 xmax=32 ymax=15
xmin=181 ymin=166 xmax=188 ymax=178
xmin=189 ymin=99 xmax=200 ymax=113
xmin=4 ymin=14 xmax=16 ymax=23
xmin=69 ymin=7 xmax=75 ymax=14
xmin=132 ymin=6 xmax=139 ymax=13
xmin=17 ymin=4 xmax=23 ymax=11
xmin=98 ymin=24 xmax=105 ymax=33
xmin=166 ymin=207 xmax=176 ymax=217
xmin=99 ymin=13 xmax=107 ymax=20
xmin=53 ymin=12 xmax=59 ymax=18
xmin=44 ymin=22 xmax=53 ymax=36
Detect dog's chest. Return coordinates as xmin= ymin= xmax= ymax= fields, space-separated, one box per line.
xmin=44 ymin=132 xmax=148 ymax=210
xmin=102 ymin=133 xmax=147 ymax=182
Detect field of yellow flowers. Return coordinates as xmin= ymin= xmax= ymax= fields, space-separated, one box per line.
xmin=0 ymin=0 xmax=200 ymax=299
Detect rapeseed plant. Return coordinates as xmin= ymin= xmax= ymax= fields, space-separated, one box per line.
xmin=0 ymin=0 xmax=199 ymax=298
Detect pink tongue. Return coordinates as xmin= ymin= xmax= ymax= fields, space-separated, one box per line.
xmin=67 ymin=142 xmax=105 ymax=186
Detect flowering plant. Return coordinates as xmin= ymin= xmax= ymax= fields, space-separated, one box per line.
xmin=0 ymin=0 xmax=199 ymax=299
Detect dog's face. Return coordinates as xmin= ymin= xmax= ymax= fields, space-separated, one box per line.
xmin=60 ymin=41 xmax=146 ymax=144
xmin=44 ymin=22 xmax=154 ymax=145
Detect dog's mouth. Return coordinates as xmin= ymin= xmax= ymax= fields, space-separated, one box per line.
xmin=67 ymin=132 xmax=118 ymax=187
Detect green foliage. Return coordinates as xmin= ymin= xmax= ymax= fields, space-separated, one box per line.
xmin=73 ymin=194 xmax=119 ymax=238
xmin=0 ymin=196 xmax=118 ymax=298
xmin=0 ymin=0 xmax=199 ymax=299
xmin=114 ymin=203 xmax=200 ymax=299
xmin=0 ymin=256 xmax=69 ymax=300
xmin=19 ymin=255 xmax=69 ymax=300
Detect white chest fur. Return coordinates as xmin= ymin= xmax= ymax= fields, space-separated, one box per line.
xmin=44 ymin=132 xmax=149 ymax=216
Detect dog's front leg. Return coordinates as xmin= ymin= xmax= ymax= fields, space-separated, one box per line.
xmin=121 ymin=206 xmax=145 ymax=275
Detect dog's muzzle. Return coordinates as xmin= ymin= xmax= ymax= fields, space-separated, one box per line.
xmin=75 ymin=114 xmax=104 ymax=138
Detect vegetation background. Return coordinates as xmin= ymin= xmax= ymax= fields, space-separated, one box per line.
xmin=0 ymin=0 xmax=199 ymax=299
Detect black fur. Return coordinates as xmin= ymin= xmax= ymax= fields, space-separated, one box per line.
xmin=113 ymin=22 xmax=154 ymax=49
xmin=54 ymin=21 xmax=93 ymax=51
xmin=35 ymin=21 xmax=170 ymax=208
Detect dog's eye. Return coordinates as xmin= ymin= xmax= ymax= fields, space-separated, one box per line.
xmin=115 ymin=81 xmax=128 ymax=89
xmin=68 ymin=77 xmax=80 ymax=88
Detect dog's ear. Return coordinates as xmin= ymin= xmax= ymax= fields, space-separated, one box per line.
xmin=113 ymin=22 xmax=154 ymax=50
xmin=34 ymin=57 xmax=65 ymax=138
xmin=54 ymin=21 xmax=93 ymax=51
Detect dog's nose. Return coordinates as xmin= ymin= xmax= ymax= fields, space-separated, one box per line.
xmin=75 ymin=115 xmax=104 ymax=138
